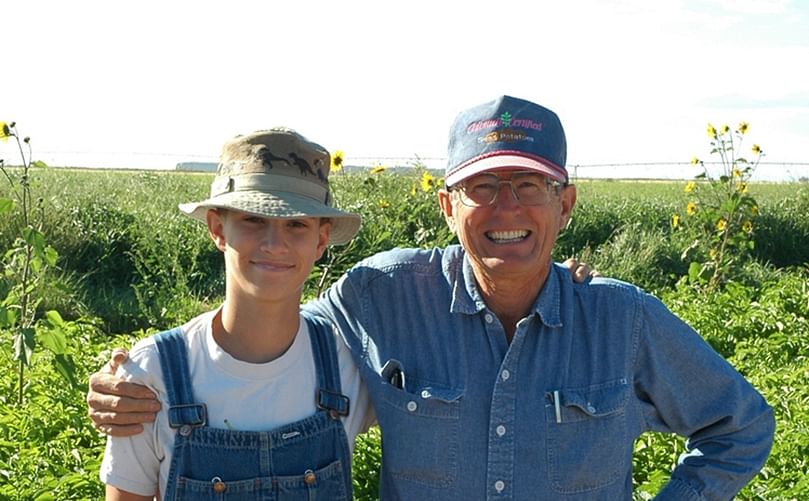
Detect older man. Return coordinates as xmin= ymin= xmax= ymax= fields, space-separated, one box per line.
xmin=89 ymin=96 xmax=774 ymax=500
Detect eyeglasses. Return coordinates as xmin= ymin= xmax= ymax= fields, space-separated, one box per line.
xmin=452 ymin=171 xmax=564 ymax=207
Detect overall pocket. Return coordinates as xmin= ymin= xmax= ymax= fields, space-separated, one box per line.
xmin=545 ymin=379 xmax=629 ymax=494
xmin=174 ymin=459 xmax=348 ymax=501
xmin=378 ymin=380 xmax=462 ymax=488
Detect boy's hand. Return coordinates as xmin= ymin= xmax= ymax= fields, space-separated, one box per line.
xmin=86 ymin=348 xmax=160 ymax=437
xmin=562 ymin=257 xmax=600 ymax=283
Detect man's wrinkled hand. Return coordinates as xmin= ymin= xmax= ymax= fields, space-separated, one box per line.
xmin=563 ymin=257 xmax=601 ymax=283
xmin=86 ymin=348 xmax=160 ymax=437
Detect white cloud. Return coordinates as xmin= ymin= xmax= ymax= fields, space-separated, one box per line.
xmin=705 ymin=0 xmax=790 ymax=14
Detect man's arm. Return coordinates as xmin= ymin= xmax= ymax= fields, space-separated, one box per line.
xmin=87 ymin=348 xmax=160 ymax=436
xmin=87 ymin=259 xmax=596 ymax=436
xmin=636 ymin=293 xmax=775 ymax=499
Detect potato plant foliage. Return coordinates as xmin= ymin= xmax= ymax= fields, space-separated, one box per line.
xmin=0 ymin=168 xmax=807 ymax=500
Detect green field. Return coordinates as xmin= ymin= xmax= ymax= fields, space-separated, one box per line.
xmin=1 ymin=168 xmax=807 ymax=500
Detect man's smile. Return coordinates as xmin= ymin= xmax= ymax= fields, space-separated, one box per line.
xmin=486 ymin=230 xmax=530 ymax=243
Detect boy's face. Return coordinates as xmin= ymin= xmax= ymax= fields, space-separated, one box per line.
xmin=207 ymin=209 xmax=330 ymax=304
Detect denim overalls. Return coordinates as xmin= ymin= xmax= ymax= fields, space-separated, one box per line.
xmin=153 ymin=314 xmax=353 ymax=500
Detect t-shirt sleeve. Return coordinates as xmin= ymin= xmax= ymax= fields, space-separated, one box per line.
xmin=99 ymin=341 xmax=166 ymax=497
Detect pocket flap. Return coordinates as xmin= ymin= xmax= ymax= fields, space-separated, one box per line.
xmin=419 ymin=385 xmax=463 ymax=403
xmin=381 ymin=381 xmax=463 ymax=419
xmin=554 ymin=379 xmax=628 ymax=420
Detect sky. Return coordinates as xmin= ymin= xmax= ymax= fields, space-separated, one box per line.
xmin=2 ymin=0 xmax=808 ymax=181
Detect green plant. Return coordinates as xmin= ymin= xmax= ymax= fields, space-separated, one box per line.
xmin=674 ymin=122 xmax=763 ymax=289
xmin=0 ymin=122 xmax=78 ymax=404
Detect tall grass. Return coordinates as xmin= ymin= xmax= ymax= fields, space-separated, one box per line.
xmin=0 ymin=168 xmax=807 ymax=499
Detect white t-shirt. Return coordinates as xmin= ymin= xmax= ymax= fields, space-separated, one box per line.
xmin=100 ymin=309 xmax=374 ymax=498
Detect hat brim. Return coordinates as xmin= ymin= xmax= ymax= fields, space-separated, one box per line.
xmin=179 ymin=190 xmax=361 ymax=245
xmin=445 ymin=153 xmax=567 ymax=187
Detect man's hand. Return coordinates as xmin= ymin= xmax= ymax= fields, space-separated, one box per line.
xmin=86 ymin=348 xmax=160 ymax=437
xmin=562 ymin=257 xmax=601 ymax=283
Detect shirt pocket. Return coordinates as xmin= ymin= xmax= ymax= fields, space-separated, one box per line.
xmin=544 ymin=378 xmax=629 ymax=494
xmin=377 ymin=380 xmax=463 ymax=488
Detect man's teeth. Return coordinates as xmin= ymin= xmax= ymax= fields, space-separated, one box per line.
xmin=487 ymin=230 xmax=528 ymax=242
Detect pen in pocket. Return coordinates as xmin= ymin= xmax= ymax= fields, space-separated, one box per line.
xmin=553 ymin=390 xmax=561 ymax=423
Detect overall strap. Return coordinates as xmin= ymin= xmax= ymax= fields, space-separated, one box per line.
xmin=304 ymin=313 xmax=350 ymax=418
xmin=153 ymin=328 xmax=207 ymax=428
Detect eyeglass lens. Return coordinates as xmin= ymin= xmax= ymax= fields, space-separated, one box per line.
xmin=458 ymin=172 xmax=559 ymax=207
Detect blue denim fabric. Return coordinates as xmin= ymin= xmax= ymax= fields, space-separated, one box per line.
xmin=154 ymin=315 xmax=353 ymax=501
xmin=304 ymin=245 xmax=774 ymax=500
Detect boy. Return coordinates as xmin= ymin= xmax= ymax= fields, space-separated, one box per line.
xmin=100 ymin=128 xmax=373 ymax=500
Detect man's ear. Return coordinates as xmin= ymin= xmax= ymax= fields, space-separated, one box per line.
xmin=437 ymin=189 xmax=458 ymax=233
xmin=558 ymin=184 xmax=577 ymax=229
xmin=206 ymin=209 xmax=227 ymax=252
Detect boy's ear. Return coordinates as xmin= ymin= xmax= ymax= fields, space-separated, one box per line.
xmin=316 ymin=220 xmax=331 ymax=260
xmin=206 ymin=209 xmax=227 ymax=251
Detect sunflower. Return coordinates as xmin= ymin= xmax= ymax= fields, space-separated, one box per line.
xmin=0 ymin=121 xmax=10 ymax=142
xmin=420 ymin=172 xmax=435 ymax=192
xmin=330 ymin=150 xmax=345 ymax=173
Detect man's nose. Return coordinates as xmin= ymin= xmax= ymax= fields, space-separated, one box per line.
xmin=494 ymin=181 xmax=520 ymax=208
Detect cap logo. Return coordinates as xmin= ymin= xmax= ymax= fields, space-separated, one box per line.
xmin=482 ymin=129 xmax=531 ymax=144
xmin=466 ymin=111 xmax=545 ymax=133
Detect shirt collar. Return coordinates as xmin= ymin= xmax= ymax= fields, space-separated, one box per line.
xmin=444 ymin=246 xmax=563 ymax=328
xmin=442 ymin=246 xmax=485 ymax=315
xmin=534 ymin=264 xmax=563 ymax=328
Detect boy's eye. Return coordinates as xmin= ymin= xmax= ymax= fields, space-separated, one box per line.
xmin=288 ymin=220 xmax=309 ymax=228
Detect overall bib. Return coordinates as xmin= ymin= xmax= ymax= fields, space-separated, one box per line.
xmin=153 ymin=315 xmax=353 ymax=500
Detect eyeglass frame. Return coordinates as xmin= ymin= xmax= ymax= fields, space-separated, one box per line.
xmin=448 ymin=170 xmax=567 ymax=207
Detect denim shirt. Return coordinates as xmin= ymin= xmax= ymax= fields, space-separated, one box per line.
xmin=305 ymin=245 xmax=774 ymax=500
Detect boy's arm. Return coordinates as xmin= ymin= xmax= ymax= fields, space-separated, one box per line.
xmin=105 ymin=485 xmax=154 ymax=501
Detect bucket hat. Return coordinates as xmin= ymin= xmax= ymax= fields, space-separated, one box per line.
xmin=445 ymin=95 xmax=568 ymax=186
xmin=179 ymin=127 xmax=361 ymax=245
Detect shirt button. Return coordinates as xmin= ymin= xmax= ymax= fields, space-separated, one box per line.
xmin=501 ymin=369 xmax=510 ymax=381
xmin=587 ymin=404 xmax=596 ymax=413
xmin=494 ymin=480 xmax=505 ymax=492
xmin=421 ymin=389 xmax=432 ymax=399
xmin=484 ymin=313 xmax=494 ymax=324
xmin=407 ymin=401 xmax=418 ymax=412
xmin=304 ymin=469 xmax=316 ymax=485
xmin=179 ymin=425 xmax=192 ymax=436
xmin=496 ymin=425 xmax=506 ymax=436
